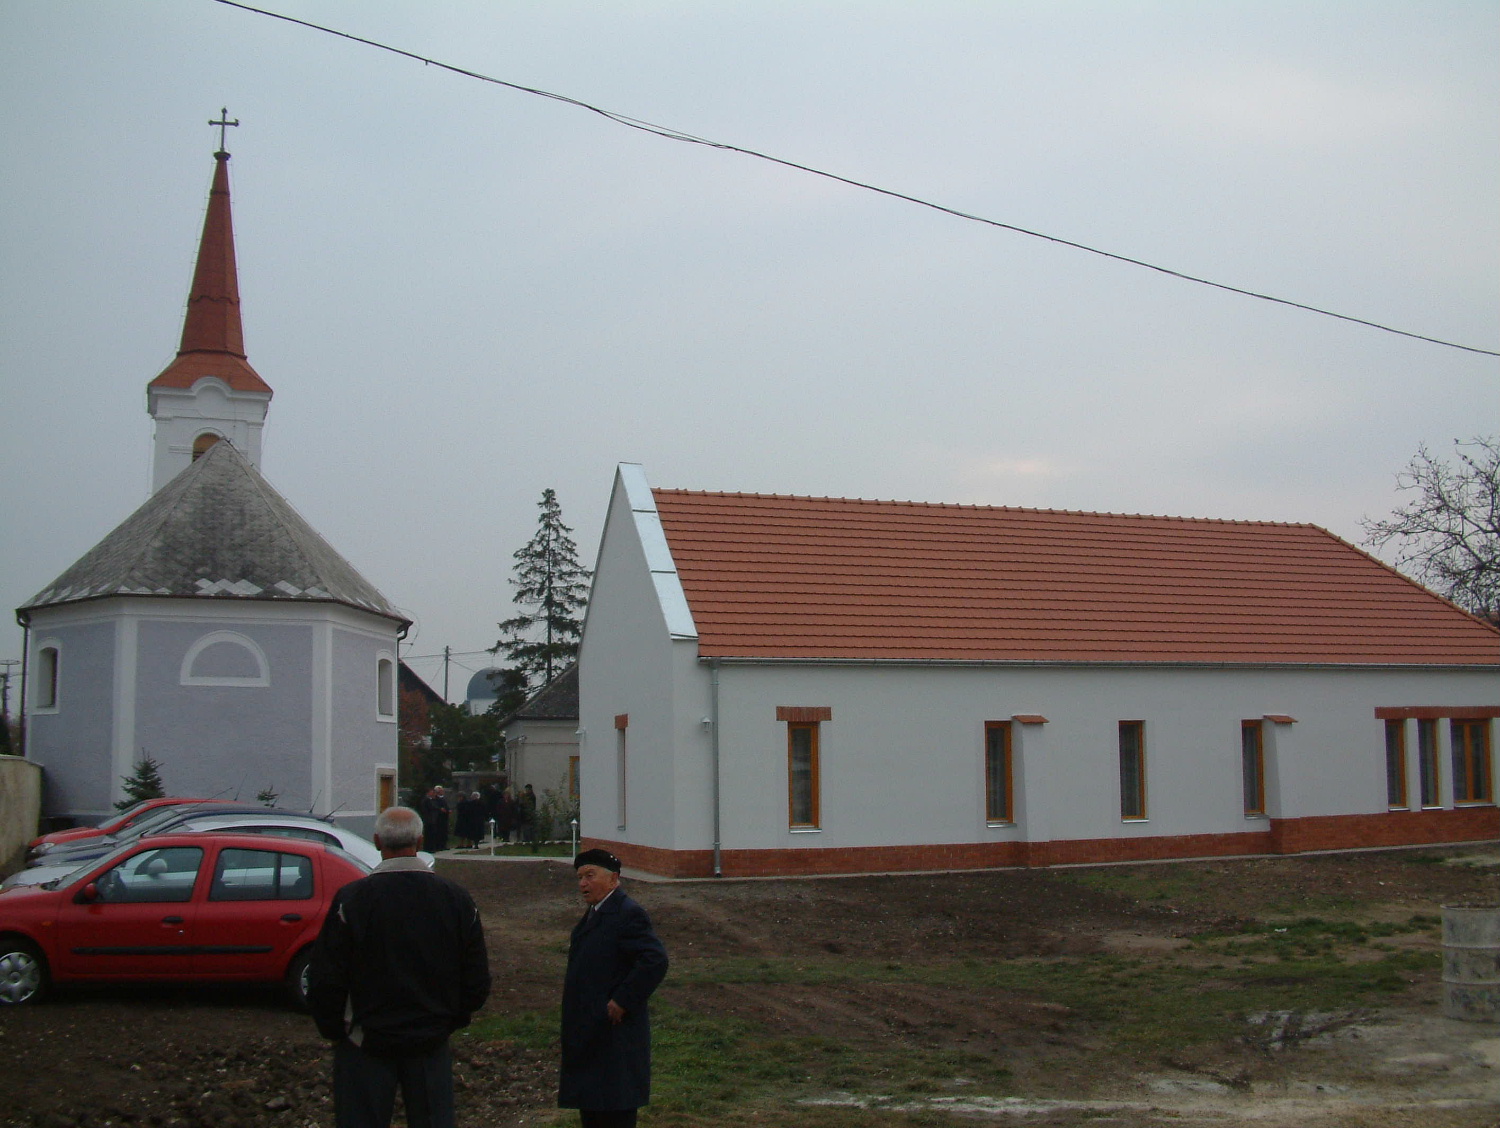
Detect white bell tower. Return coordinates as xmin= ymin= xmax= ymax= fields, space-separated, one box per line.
xmin=147 ymin=118 xmax=272 ymax=492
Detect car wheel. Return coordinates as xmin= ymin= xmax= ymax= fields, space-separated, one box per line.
xmin=286 ymin=947 xmax=313 ymax=1011
xmin=0 ymin=940 xmax=48 ymax=1005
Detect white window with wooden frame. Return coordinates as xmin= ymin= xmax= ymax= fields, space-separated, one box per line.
xmin=778 ymin=706 xmax=830 ymax=831
xmin=614 ymin=714 xmax=629 ymax=831
xmin=1119 ymin=720 xmax=1146 ymax=821
xmin=33 ymin=640 xmax=61 ymax=713
xmin=1241 ymin=720 xmax=1266 ymax=818
xmin=1384 ymin=719 xmax=1408 ymax=809
xmin=1452 ymin=719 xmax=1492 ymax=805
xmin=984 ymin=721 xmax=1013 ymax=824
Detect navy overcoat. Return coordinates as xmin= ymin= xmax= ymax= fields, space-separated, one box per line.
xmin=558 ymin=889 xmax=669 ymax=1111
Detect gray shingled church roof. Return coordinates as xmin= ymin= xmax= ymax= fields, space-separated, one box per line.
xmin=20 ymin=440 xmax=405 ymax=623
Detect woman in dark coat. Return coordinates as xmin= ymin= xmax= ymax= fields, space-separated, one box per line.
xmin=559 ymin=850 xmax=668 ymax=1127
xmin=455 ymin=791 xmax=487 ymax=847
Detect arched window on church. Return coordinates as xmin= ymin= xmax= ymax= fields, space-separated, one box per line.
xmin=376 ymin=654 xmax=396 ymax=721
xmin=192 ymin=432 xmax=222 ymax=460
xmin=180 ymin=631 xmax=269 ymax=687
xmin=34 ymin=643 xmax=60 ymax=711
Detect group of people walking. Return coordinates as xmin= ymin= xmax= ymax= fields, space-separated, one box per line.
xmin=418 ymin=781 xmax=541 ymax=851
xmin=307 ymin=808 xmax=666 ymax=1128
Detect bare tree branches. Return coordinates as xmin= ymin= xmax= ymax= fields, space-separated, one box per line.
xmin=1362 ymin=436 xmax=1500 ymax=620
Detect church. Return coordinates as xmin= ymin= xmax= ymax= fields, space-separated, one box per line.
xmin=16 ymin=135 xmax=407 ymax=837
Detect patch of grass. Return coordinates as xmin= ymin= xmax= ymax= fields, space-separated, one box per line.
xmin=1059 ymin=866 xmax=1205 ymax=906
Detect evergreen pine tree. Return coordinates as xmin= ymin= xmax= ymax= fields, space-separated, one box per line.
xmin=492 ymin=489 xmax=592 ymax=687
xmin=115 ymin=755 xmax=167 ymax=811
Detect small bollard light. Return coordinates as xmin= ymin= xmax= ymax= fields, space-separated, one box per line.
xmin=570 ymin=817 xmax=579 ymax=857
xmin=488 ymin=818 xmax=497 ymax=856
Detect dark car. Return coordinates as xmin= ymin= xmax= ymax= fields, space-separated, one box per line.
xmin=0 ymin=832 xmax=368 ymax=1007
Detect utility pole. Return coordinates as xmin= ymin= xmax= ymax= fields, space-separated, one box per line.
xmin=443 ymin=646 xmax=451 ymax=701
xmin=0 ymin=659 xmax=18 ymax=754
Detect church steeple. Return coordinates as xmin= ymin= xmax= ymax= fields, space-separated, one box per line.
xmin=147 ymin=118 xmax=273 ymax=493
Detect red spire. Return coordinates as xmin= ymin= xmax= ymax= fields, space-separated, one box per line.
xmin=150 ymin=151 xmax=271 ymax=394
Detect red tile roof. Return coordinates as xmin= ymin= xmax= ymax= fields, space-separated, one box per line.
xmin=652 ymin=489 xmax=1500 ymax=665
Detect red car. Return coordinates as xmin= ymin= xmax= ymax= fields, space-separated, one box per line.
xmin=27 ymin=797 xmax=232 ymax=857
xmin=0 ymin=832 xmax=368 ymax=1007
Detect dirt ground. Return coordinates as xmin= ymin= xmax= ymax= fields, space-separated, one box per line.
xmin=2 ymin=846 xmax=1498 ymax=1128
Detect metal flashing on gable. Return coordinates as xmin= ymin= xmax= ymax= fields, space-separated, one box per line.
xmin=616 ymin=463 xmax=698 ymax=640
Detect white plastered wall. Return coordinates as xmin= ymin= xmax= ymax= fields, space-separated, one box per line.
xmin=577 ymin=465 xmax=696 ymax=850
xmin=703 ymin=662 xmax=1499 ymax=853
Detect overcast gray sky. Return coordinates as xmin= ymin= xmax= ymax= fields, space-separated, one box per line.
xmin=2 ymin=1 xmax=1496 ymax=700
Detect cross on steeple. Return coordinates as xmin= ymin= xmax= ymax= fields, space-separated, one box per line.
xmin=209 ymin=108 xmax=239 ymax=155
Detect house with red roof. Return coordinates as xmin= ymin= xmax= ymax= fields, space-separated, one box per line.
xmin=578 ymin=463 xmax=1500 ymax=877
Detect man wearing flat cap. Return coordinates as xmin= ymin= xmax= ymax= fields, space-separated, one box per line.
xmin=558 ymin=849 xmax=669 ymax=1128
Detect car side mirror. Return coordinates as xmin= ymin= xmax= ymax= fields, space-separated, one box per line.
xmin=76 ymin=882 xmax=100 ymax=904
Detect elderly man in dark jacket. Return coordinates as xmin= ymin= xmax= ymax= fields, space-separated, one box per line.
xmin=307 ymin=806 xmax=490 ymax=1128
xmin=559 ymin=849 xmax=668 ymax=1128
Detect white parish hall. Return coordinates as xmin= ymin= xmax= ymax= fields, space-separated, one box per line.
xmin=577 ymin=463 xmax=1500 ymax=877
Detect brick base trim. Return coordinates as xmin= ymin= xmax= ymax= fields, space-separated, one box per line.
xmin=587 ymin=807 xmax=1500 ymax=879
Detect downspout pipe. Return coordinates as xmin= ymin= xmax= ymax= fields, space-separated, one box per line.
xmin=710 ymin=657 xmax=722 ymax=877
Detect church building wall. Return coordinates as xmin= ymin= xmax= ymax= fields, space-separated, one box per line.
xmin=24 ymin=617 xmax=117 ymax=822
xmin=133 ymin=617 xmax=313 ymax=808
xmin=328 ymin=623 xmax=400 ymax=835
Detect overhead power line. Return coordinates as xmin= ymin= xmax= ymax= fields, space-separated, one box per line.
xmin=216 ymin=0 xmax=1498 ymax=359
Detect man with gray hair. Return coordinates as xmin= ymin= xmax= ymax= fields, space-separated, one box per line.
xmin=308 ymin=806 xmax=490 ymax=1128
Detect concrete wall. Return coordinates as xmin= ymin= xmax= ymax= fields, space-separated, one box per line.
xmin=0 ymin=755 xmax=44 ymax=876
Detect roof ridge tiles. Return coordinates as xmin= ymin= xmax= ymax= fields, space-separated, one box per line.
xmin=652 ymin=487 xmax=1314 ymax=528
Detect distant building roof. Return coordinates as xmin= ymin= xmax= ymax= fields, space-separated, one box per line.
xmin=466 ymin=667 xmax=504 ymax=702
xmin=19 ymin=439 xmax=405 ymax=625
xmin=401 ymin=661 xmax=444 ymax=707
xmin=507 ymin=663 xmax=579 ymax=722
xmin=651 ymin=488 xmax=1500 ymax=666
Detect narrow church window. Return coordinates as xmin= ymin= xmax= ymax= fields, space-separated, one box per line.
xmin=1385 ymin=720 xmax=1408 ymax=809
xmin=1241 ymin=721 xmax=1266 ymax=817
xmin=376 ymin=656 xmax=395 ymax=719
xmin=1119 ymin=721 xmax=1146 ymax=820
xmin=984 ymin=721 xmax=1013 ymax=823
xmin=788 ymin=722 xmax=820 ymax=828
xmin=35 ymin=644 xmax=60 ymax=710
xmin=192 ymin=432 xmax=222 ymax=460
xmin=1452 ymin=719 xmax=1492 ymax=804
xmin=615 ymin=714 xmax=629 ymax=831
xmin=1417 ymin=719 xmax=1440 ymax=807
